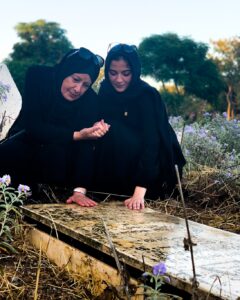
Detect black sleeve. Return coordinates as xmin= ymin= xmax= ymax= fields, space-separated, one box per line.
xmin=134 ymin=90 xmax=162 ymax=187
xmin=134 ymin=88 xmax=186 ymax=190
xmin=23 ymin=66 xmax=75 ymax=144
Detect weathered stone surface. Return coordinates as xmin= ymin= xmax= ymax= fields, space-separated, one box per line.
xmin=0 ymin=64 xmax=22 ymax=140
xmin=21 ymin=202 xmax=240 ymax=300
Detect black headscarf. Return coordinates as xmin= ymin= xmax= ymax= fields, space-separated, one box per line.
xmin=55 ymin=47 xmax=102 ymax=89
xmin=51 ymin=47 xmax=102 ymax=106
xmin=99 ymin=44 xmax=147 ymax=100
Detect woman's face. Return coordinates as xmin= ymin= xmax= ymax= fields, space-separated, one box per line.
xmin=61 ymin=73 xmax=92 ymax=101
xmin=108 ymin=58 xmax=132 ymax=93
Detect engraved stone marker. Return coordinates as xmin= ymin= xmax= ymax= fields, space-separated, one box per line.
xmin=0 ymin=64 xmax=22 ymax=140
xmin=22 ymin=202 xmax=240 ymax=300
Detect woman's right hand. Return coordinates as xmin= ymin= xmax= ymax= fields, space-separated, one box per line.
xmin=73 ymin=119 xmax=110 ymax=140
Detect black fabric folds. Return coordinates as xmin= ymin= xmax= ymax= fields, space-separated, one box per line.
xmin=95 ymin=46 xmax=186 ymax=198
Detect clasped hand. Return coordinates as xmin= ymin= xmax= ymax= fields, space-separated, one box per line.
xmin=74 ymin=119 xmax=110 ymax=140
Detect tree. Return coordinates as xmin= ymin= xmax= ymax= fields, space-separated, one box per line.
xmin=5 ymin=19 xmax=73 ymax=94
xmin=138 ymin=33 xmax=224 ymax=105
xmin=211 ymin=37 xmax=240 ymax=119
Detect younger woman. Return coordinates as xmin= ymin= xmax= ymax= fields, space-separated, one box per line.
xmin=94 ymin=44 xmax=186 ymax=210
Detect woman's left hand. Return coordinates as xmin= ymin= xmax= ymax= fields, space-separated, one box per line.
xmin=124 ymin=196 xmax=145 ymax=210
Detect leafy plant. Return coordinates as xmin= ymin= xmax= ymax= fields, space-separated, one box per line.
xmin=141 ymin=262 xmax=182 ymax=299
xmin=0 ymin=174 xmax=31 ymax=253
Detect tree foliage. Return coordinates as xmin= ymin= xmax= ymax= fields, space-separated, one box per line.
xmin=211 ymin=37 xmax=240 ymax=118
xmin=162 ymin=90 xmax=211 ymax=119
xmin=5 ymin=19 xmax=73 ymax=94
xmin=138 ymin=33 xmax=224 ymax=104
xmin=211 ymin=37 xmax=240 ymax=87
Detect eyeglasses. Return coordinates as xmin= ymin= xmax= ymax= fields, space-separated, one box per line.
xmin=107 ymin=43 xmax=138 ymax=54
xmin=67 ymin=47 xmax=104 ymax=68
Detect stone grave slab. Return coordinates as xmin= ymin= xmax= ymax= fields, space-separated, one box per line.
xmin=0 ymin=63 xmax=22 ymax=140
xmin=21 ymin=202 xmax=240 ymax=300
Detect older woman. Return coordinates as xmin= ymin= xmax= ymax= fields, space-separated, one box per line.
xmin=94 ymin=44 xmax=186 ymax=210
xmin=0 ymin=47 xmax=109 ymax=206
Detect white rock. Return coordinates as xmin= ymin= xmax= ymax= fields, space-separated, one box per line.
xmin=0 ymin=64 xmax=22 ymax=140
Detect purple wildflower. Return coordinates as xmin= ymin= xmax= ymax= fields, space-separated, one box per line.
xmin=222 ymin=112 xmax=227 ymax=118
xmin=184 ymin=125 xmax=195 ymax=134
xmin=18 ymin=184 xmax=31 ymax=195
xmin=210 ymin=136 xmax=217 ymax=141
xmin=199 ymin=129 xmax=207 ymax=138
xmin=225 ymin=172 xmax=232 ymax=178
xmin=164 ymin=276 xmax=171 ymax=283
xmin=203 ymin=112 xmax=211 ymax=117
xmin=152 ymin=262 xmax=167 ymax=276
xmin=0 ymin=174 xmax=11 ymax=186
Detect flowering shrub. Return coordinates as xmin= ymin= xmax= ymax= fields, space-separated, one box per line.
xmin=169 ymin=113 xmax=240 ymax=200
xmin=199 ymin=113 xmax=240 ymax=153
xmin=0 ymin=174 xmax=31 ymax=253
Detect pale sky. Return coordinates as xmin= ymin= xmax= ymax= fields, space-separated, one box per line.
xmin=1 ymin=0 xmax=240 ymax=62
